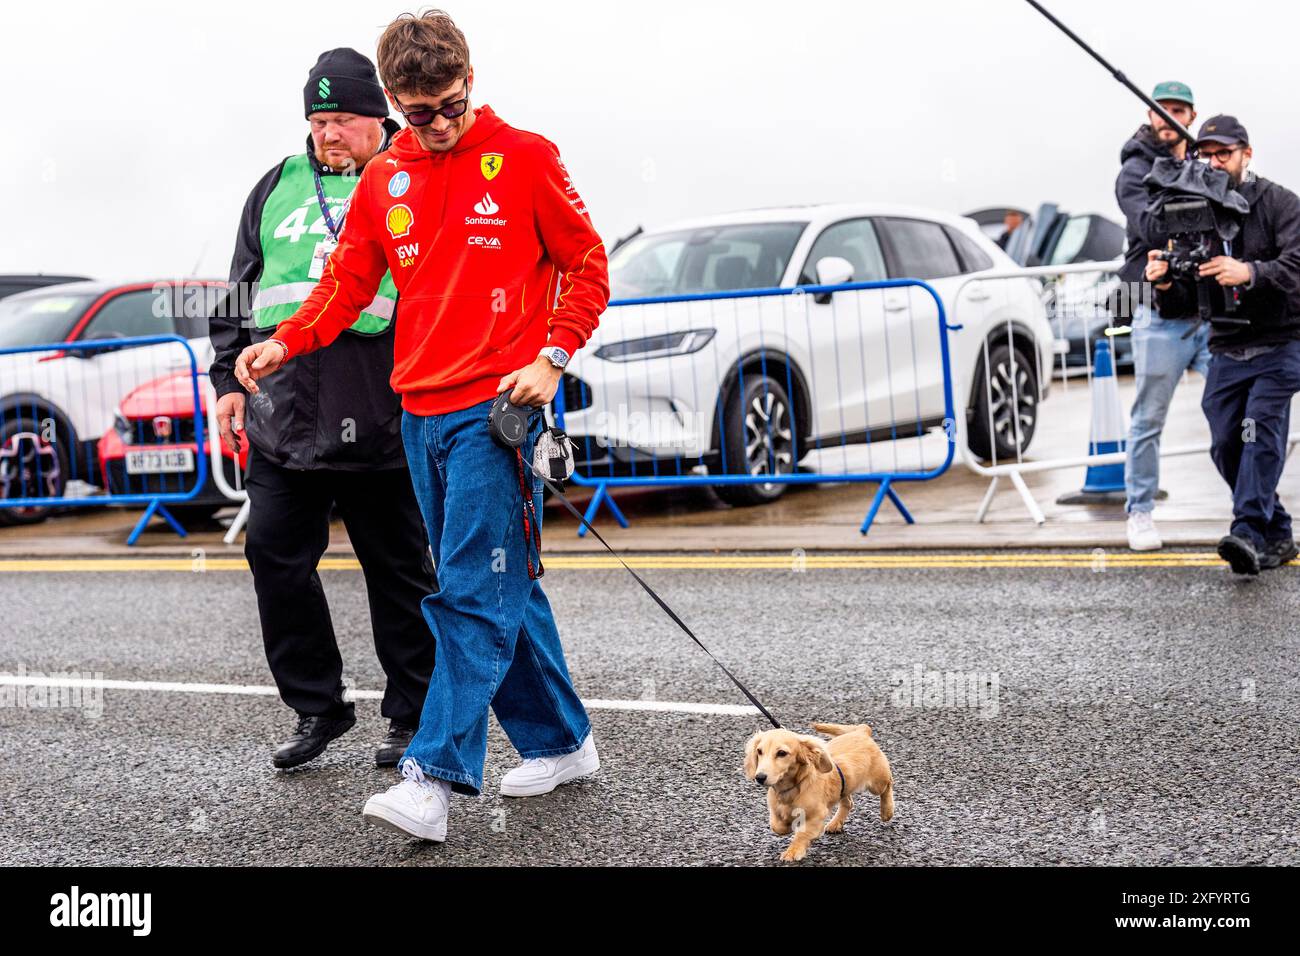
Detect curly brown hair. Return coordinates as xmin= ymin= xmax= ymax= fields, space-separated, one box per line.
xmin=377 ymin=9 xmax=470 ymax=97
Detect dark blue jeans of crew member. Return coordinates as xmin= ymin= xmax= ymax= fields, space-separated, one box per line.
xmin=397 ymin=397 xmax=591 ymax=795
xmin=1201 ymin=339 xmax=1300 ymax=548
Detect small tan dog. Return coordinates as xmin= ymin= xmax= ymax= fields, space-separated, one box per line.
xmin=744 ymin=722 xmax=894 ymax=862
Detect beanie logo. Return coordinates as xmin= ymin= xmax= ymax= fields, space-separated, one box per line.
xmin=317 ymin=77 xmax=331 ymax=99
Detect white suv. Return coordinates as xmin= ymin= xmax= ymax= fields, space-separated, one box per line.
xmin=559 ymin=203 xmax=1052 ymax=505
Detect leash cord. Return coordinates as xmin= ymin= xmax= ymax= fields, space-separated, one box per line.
xmin=519 ymin=455 xmax=783 ymax=729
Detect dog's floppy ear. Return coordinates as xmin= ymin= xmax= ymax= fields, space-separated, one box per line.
xmin=801 ymin=737 xmax=834 ymax=774
xmin=743 ymin=733 xmax=761 ymax=779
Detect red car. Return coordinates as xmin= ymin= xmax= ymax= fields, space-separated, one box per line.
xmin=98 ymin=371 xmax=246 ymax=521
xmin=0 ymin=278 xmax=226 ymax=525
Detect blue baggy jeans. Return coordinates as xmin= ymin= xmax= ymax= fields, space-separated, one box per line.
xmin=398 ymin=397 xmax=591 ymax=795
xmin=1125 ymin=305 xmax=1211 ymax=513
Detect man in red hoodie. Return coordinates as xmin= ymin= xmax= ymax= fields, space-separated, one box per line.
xmin=235 ymin=9 xmax=609 ymax=842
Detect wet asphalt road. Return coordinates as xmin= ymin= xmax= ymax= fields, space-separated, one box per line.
xmin=1 ymin=556 xmax=1298 ymax=867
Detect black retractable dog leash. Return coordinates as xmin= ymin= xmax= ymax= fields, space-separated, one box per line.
xmin=488 ymin=391 xmax=783 ymax=729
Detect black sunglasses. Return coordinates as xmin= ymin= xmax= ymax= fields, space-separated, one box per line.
xmin=396 ymin=80 xmax=470 ymax=128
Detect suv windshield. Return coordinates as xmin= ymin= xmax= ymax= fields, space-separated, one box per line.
xmin=0 ymin=291 xmax=97 ymax=348
xmin=608 ymin=222 xmax=806 ymax=300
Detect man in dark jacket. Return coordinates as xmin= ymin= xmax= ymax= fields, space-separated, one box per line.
xmin=1115 ymin=81 xmax=1210 ymax=553
xmin=208 ymin=48 xmax=435 ymax=768
xmin=1147 ymin=115 xmax=1300 ymax=574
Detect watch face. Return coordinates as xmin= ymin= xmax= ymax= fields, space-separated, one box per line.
xmin=548 ymin=347 xmax=570 ymax=367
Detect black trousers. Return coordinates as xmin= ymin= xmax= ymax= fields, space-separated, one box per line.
xmin=244 ymin=447 xmax=436 ymax=726
xmin=1202 ymin=339 xmax=1300 ymax=547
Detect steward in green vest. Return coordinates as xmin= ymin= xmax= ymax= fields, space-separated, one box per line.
xmin=210 ymin=68 xmax=403 ymax=470
xmin=208 ymin=48 xmax=434 ymax=773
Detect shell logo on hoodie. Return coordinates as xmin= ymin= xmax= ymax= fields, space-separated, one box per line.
xmin=386 ymin=204 xmax=414 ymax=239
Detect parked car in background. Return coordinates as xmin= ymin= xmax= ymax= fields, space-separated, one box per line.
xmin=98 ymin=371 xmax=244 ymax=522
xmin=559 ymin=201 xmax=1056 ymax=504
xmin=1018 ymin=204 xmax=1129 ymax=372
xmin=1050 ymin=271 xmax=1134 ymax=371
xmin=966 ymin=207 xmax=1031 ymax=249
xmin=0 ymin=279 xmax=223 ymax=525
xmin=967 ymin=204 xmax=1131 ymax=372
xmin=0 ymin=273 xmax=92 ymax=301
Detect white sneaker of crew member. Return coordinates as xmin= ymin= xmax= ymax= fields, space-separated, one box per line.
xmin=1126 ymin=510 xmax=1163 ymax=552
xmin=500 ymin=734 xmax=600 ymax=798
xmin=363 ymin=758 xmax=450 ymax=842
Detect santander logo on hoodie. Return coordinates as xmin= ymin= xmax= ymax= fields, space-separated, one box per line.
xmin=467 ymin=192 xmax=507 ymax=226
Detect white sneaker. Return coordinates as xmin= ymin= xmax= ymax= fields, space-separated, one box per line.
xmin=500 ymin=734 xmax=600 ymax=798
xmin=1126 ymin=510 xmax=1163 ymax=551
xmin=362 ymin=758 xmax=450 ymax=842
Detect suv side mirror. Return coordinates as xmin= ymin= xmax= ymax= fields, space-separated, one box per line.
xmin=813 ymin=256 xmax=854 ymax=304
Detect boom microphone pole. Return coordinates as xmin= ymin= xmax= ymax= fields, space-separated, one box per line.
xmin=1023 ymin=0 xmax=1197 ymax=148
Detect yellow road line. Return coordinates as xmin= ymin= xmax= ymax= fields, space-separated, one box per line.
xmin=0 ymin=553 xmax=1280 ymax=572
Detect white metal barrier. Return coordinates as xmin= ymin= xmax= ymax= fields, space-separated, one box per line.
xmin=952 ymin=260 xmax=1300 ymax=525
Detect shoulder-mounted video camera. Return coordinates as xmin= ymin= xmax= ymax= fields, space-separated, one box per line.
xmin=1145 ymin=158 xmax=1251 ymax=325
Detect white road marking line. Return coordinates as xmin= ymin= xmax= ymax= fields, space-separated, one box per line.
xmin=0 ymin=675 xmax=760 ymax=718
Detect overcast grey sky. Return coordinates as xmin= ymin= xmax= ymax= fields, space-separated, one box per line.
xmin=5 ymin=0 xmax=1298 ymax=279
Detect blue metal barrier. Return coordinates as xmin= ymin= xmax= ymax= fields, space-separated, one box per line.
xmin=553 ymin=278 xmax=956 ymax=535
xmin=0 ymin=335 xmax=211 ymax=545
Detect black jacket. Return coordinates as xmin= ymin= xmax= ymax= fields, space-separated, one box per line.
xmin=209 ymin=119 xmax=407 ymax=471
xmin=1116 ymin=125 xmax=1176 ymax=284
xmin=1154 ymin=174 xmax=1300 ymax=352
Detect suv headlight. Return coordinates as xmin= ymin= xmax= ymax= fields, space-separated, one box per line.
xmin=594 ymin=329 xmax=716 ymax=362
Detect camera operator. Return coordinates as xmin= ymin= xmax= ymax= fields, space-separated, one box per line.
xmin=1146 ymin=115 xmax=1300 ymax=574
xmin=1116 ymin=81 xmax=1209 ymax=552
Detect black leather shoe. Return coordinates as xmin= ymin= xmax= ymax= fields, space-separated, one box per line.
xmin=375 ymin=720 xmax=416 ymax=768
xmin=1217 ymin=534 xmax=1261 ymax=576
xmin=1259 ymin=538 xmax=1299 ymax=571
xmin=272 ymin=713 xmax=356 ymax=769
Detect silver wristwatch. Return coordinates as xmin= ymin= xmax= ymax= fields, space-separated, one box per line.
xmin=539 ymin=345 xmax=571 ymax=369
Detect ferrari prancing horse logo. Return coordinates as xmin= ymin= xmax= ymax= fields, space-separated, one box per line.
xmin=480 ymin=153 xmax=504 ymax=180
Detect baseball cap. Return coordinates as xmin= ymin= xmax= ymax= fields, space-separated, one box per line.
xmin=1197 ymin=115 xmax=1250 ymax=148
xmin=1151 ymin=81 xmax=1195 ymax=106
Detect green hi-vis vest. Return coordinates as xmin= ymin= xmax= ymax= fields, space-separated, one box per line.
xmin=251 ymin=153 xmax=397 ymax=334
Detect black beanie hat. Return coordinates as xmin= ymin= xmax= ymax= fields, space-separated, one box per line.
xmin=304 ymin=48 xmax=389 ymax=119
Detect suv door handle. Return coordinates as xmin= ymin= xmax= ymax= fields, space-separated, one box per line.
xmin=884 ymin=295 xmax=908 ymax=313
xmin=965 ymin=284 xmax=990 ymax=302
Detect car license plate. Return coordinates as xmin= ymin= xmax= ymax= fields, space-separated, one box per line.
xmin=125 ymin=448 xmax=195 ymax=474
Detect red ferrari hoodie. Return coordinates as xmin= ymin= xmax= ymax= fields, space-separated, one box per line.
xmin=271 ymin=105 xmax=609 ymax=416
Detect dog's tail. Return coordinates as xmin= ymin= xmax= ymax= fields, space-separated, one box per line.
xmin=812 ymin=722 xmax=872 ymax=738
